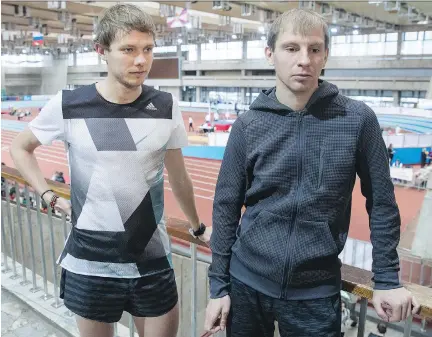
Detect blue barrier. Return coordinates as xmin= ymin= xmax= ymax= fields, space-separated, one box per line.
xmin=391 ymin=147 xmax=431 ymax=165
xmin=182 ymin=146 xmax=225 ymax=161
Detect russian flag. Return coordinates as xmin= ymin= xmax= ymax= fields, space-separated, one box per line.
xmin=32 ymin=32 xmax=44 ymax=46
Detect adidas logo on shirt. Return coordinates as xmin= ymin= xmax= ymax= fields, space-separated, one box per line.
xmin=146 ymin=102 xmax=157 ymax=111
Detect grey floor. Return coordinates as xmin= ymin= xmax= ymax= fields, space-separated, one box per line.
xmin=1 ymin=288 xmax=70 ymax=337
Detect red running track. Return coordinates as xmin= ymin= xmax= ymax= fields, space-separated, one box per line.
xmin=1 ymin=116 xmax=426 ymax=243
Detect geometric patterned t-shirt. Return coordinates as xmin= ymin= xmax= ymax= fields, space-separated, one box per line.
xmin=28 ymin=84 xmax=188 ymax=278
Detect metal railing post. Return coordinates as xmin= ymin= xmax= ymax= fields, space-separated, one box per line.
xmin=35 ymin=194 xmax=53 ymax=301
xmin=191 ymin=243 xmax=197 ymax=337
xmin=48 ymin=204 xmax=62 ymax=308
xmin=357 ymin=297 xmax=368 ymax=337
xmin=1 ymin=200 xmax=11 ymax=273
xmin=129 ymin=313 xmax=135 ymax=337
xmin=5 ymin=180 xmax=19 ymax=279
xmin=24 ymin=185 xmax=41 ymax=293
xmin=15 ymin=181 xmax=31 ymax=286
xmin=403 ymin=315 xmax=413 ymax=337
xmin=61 ymin=212 xmax=74 ymax=317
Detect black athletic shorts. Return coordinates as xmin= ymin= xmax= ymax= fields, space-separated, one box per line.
xmin=60 ymin=268 xmax=178 ymax=323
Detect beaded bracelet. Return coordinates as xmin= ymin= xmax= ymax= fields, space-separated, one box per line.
xmin=49 ymin=194 xmax=59 ymax=209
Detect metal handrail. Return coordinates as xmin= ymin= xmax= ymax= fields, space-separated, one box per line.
xmin=1 ymin=166 xmax=431 ymax=337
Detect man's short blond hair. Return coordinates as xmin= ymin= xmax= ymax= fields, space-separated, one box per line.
xmin=94 ymin=4 xmax=156 ymax=50
xmin=267 ymin=9 xmax=329 ymax=51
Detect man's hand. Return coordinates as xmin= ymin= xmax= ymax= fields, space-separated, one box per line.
xmin=373 ymin=287 xmax=420 ymax=322
xmin=204 ymin=295 xmax=231 ymax=334
xmin=44 ymin=193 xmax=71 ymax=217
xmin=198 ymin=226 xmax=212 ymax=245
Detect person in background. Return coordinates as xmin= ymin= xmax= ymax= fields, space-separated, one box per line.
xmin=51 ymin=171 xmax=59 ymax=181
xmin=392 ymin=159 xmax=403 ymax=168
xmin=188 ymin=116 xmax=194 ymax=132
xmin=420 ymin=148 xmax=427 ymax=168
xmin=387 ymin=144 xmax=395 ymax=164
xmin=55 ymin=171 xmax=66 ymax=184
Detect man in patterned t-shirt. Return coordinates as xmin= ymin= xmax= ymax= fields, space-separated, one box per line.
xmin=10 ymin=4 xmax=209 ymax=337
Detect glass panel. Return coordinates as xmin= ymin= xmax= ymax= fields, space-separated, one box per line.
xmin=76 ymin=52 xmax=98 ymax=66
xmin=350 ymin=43 xmax=367 ymax=56
xmin=153 ymin=46 xmax=177 ymax=53
xmin=425 ymin=31 xmax=432 ymax=40
xmin=384 ymin=42 xmax=397 ymax=55
xmin=423 ymin=40 xmax=432 ymax=54
xmin=401 ymin=40 xmax=422 ymax=54
xmin=386 ymin=33 xmax=398 ymax=41
xmin=334 ymin=35 xmax=346 ymax=44
xmin=403 ymin=32 xmax=418 ymax=41
xmin=368 ymin=34 xmax=381 ymax=42
xmin=367 ymin=42 xmax=385 ymax=55
xmin=352 ymin=34 xmax=366 ymax=43
xmin=418 ymin=31 xmax=424 ymax=41
xmin=247 ymin=40 xmax=266 ymax=59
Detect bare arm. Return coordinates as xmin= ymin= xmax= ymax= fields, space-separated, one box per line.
xmin=164 ymin=149 xmax=200 ymax=231
xmin=10 ymin=129 xmax=50 ymax=195
xmin=10 ymin=129 xmax=70 ymax=215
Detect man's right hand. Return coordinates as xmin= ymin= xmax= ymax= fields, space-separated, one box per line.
xmin=204 ymin=295 xmax=231 ymax=335
xmin=44 ymin=193 xmax=71 ymax=217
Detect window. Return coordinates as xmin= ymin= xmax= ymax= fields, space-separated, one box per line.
xmin=386 ymin=33 xmax=398 ymax=41
xmin=76 ymin=51 xmax=98 ymax=66
xmin=352 ymin=34 xmax=366 ymax=43
xmin=247 ymin=40 xmax=266 ymax=59
xmin=331 ymin=32 xmax=397 ymax=56
xmin=181 ymin=44 xmax=197 ymax=61
xmin=368 ymin=34 xmax=382 ymax=42
xmin=201 ymin=41 xmax=242 ymax=60
xmin=403 ymin=32 xmax=418 ymax=41
xmin=153 ymin=46 xmax=177 ymax=54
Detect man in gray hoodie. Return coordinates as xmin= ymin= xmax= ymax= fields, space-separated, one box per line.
xmin=204 ymin=8 xmax=419 ymax=337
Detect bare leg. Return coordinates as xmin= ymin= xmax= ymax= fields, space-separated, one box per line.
xmin=76 ymin=316 xmax=114 ymax=337
xmin=133 ymin=302 xmax=179 ymax=337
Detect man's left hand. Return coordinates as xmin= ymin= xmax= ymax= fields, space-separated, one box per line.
xmin=198 ymin=226 xmax=212 ymax=246
xmin=373 ymin=287 xmax=420 ymax=322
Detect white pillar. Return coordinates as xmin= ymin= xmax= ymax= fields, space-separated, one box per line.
xmin=196 ymin=87 xmax=201 ymax=102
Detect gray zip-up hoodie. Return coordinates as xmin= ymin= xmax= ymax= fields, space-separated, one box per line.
xmin=209 ymin=80 xmax=401 ymax=300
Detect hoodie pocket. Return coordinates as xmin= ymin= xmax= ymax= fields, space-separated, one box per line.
xmin=288 ymin=219 xmax=339 ymax=285
xmin=232 ymin=210 xmax=290 ymax=284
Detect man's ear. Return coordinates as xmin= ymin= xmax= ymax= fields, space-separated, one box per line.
xmin=95 ymin=43 xmax=108 ymax=61
xmin=265 ymin=46 xmax=274 ymax=66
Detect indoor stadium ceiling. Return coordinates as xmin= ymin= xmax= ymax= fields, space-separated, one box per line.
xmin=1 ymin=1 xmax=432 ymax=52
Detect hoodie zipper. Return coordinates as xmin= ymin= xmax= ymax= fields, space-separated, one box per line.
xmin=280 ymin=110 xmax=305 ymax=298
